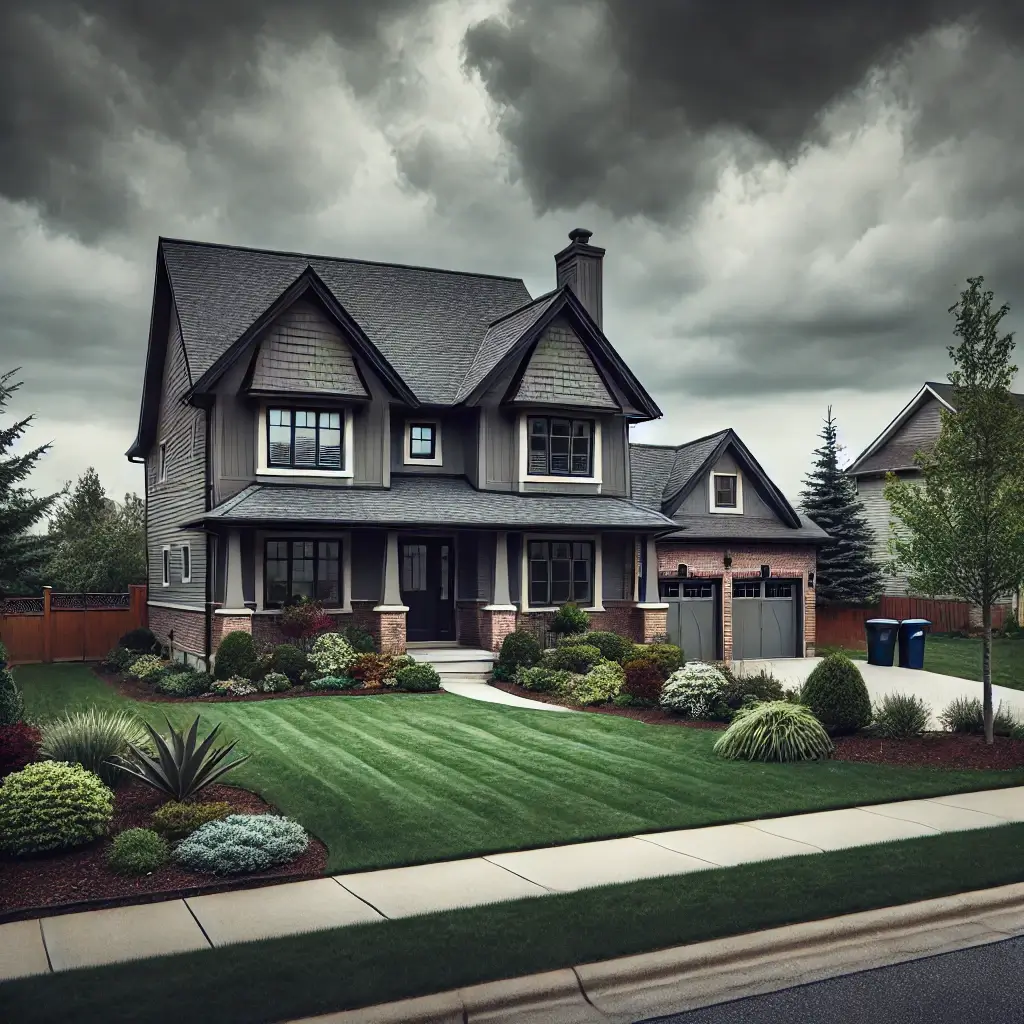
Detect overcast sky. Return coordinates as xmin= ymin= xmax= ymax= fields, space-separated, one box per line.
xmin=3 ymin=0 xmax=1023 ymax=507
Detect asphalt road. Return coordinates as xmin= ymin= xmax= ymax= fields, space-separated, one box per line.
xmin=641 ymin=935 xmax=1024 ymax=1023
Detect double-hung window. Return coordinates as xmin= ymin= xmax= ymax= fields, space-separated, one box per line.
xmin=527 ymin=417 xmax=593 ymax=477
xmin=267 ymin=409 xmax=343 ymax=470
xmin=408 ymin=423 xmax=436 ymax=459
xmin=528 ymin=540 xmax=592 ymax=606
xmin=264 ymin=540 xmax=342 ymax=607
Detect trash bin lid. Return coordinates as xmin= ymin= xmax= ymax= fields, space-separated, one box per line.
xmin=899 ymin=618 xmax=932 ymax=626
xmin=865 ymin=618 xmax=900 ymax=626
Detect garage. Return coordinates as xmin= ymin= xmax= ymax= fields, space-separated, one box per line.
xmin=661 ymin=579 xmax=720 ymax=662
xmin=731 ymin=579 xmax=799 ymax=660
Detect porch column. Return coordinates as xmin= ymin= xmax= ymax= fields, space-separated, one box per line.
xmin=483 ymin=531 xmax=518 ymax=653
xmin=223 ymin=530 xmax=249 ymax=613
xmin=636 ymin=534 xmax=669 ymax=644
xmin=374 ymin=530 xmax=408 ymax=654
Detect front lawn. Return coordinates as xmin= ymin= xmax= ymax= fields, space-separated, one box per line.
xmin=13 ymin=664 xmax=1024 ymax=875
xmin=820 ymin=635 xmax=1024 ymax=691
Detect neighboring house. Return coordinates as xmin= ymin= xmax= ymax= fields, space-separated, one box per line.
xmin=128 ymin=228 xmax=821 ymax=666
xmin=630 ymin=433 xmax=828 ymax=662
xmin=845 ymin=381 xmax=1024 ymax=599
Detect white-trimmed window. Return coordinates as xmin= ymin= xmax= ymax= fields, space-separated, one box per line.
xmin=519 ymin=415 xmax=603 ymax=486
xmin=161 ymin=546 xmax=170 ymax=587
xmin=404 ymin=420 xmax=442 ymax=466
xmin=710 ymin=470 xmax=743 ymax=514
xmin=158 ymin=443 xmax=167 ymax=482
xmin=180 ymin=543 xmax=191 ymax=584
xmin=257 ymin=406 xmax=354 ymax=478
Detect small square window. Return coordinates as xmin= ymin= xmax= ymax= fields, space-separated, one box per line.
xmin=713 ymin=474 xmax=738 ymax=509
xmin=409 ymin=423 xmax=436 ymax=460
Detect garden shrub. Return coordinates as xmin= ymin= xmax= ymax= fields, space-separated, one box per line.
xmin=559 ymin=631 xmax=635 ymax=663
xmin=156 ymin=671 xmax=212 ymax=698
xmin=714 ymin=701 xmax=834 ymax=763
xmin=107 ymin=828 xmax=168 ymax=876
xmin=0 ymin=638 xmax=6 ymax=663
xmin=799 ymin=654 xmax=872 ymax=735
xmin=550 ymin=603 xmax=590 ymax=636
xmin=782 ymin=686 xmax=803 ymax=704
xmin=721 ymin=669 xmax=785 ymax=711
xmin=213 ymin=631 xmax=258 ymax=681
xmin=278 ymin=598 xmax=335 ymax=652
xmin=151 ymin=800 xmax=231 ymax=841
xmin=0 ymin=722 xmax=42 ymax=778
xmin=39 ymin=708 xmax=149 ymax=788
xmin=938 ymin=697 xmax=1017 ymax=737
xmin=341 ymin=624 xmax=377 ymax=654
xmin=491 ymin=663 xmax=515 ymax=682
xmin=126 ymin=654 xmax=166 ymax=681
xmin=118 ymin=627 xmax=160 ymax=654
xmin=642 ymin=643 xmax=685 ymax=679
xmin=871 ymin=693 xmax=931 ymax=739
xmin=395 ymin=663 xmax=442 ymax=692
xmin=269 ymin=644 xmax=310 ymax=684
xmin=498 ymin=630 xmax=543 ymax=672
xmin=210 ymin=676 xmax=258 ymax=697
xmin=562 ymin=661 xmax=625 ymax=706
xmin=103 ymin=646 xmax=138 ymax=673
xmin=174 ymin=814 xmax=309 ymax=875
xmin=349 ymin=653 xmax=396 ymax=688
xmin=307 ymin=675 xmax=356 ymax=691
xmin=660 ymin=662 xmax=730 ymax=720
xmin=258 ymin=672 xmax=292 ymax=694
xmin=515 ymin=666 xmax=576 ymax=693
xmin=0 ymin=761 xmax=114 ymax=855
xmin=542 ymin=644 xmax=603 ymax=674
xmin=308 ymin=633 xmax=358 ymax=677
xmin=0 ymin=668 xmax=25 ymax=726
xmin=622 ymin=658 xmax=665 ymax=705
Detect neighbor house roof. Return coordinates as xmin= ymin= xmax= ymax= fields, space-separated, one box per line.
xmin=183 ymin=476 xmax=679 ymax=532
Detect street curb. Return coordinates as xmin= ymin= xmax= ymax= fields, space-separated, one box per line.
xmin=287 ymin=882 xmax=1024 ymax=1023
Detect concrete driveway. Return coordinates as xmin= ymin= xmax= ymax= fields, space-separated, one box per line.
xmin=734 ymin=658 xmax=1024 ymax=730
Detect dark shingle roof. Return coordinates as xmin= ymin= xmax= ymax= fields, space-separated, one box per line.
xmin=186 ymin=476 xmax=677 ymax=531
xmin=663 ymin=513 xmax=829 ymax=544
xmin=925 ymin=381 xmax=1024 ymax=411
xmin=629 ymin=432 xmax=730 ymax=507
xmin=161 ymin=239 xmax=533 ymax=405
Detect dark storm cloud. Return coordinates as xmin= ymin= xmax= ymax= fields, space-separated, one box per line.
xmin=0 ymin=0 xmax=432 ymax=238
xmin=463 ymin=0 xmax=1024 ymax=219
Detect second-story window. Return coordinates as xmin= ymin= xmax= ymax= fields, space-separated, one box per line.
xmin=527 ymin=417 xmax=593 ymax=477
xmin=713 ymin=473 xmax=738 ymax=509
xmin=409 ymin=423 xmax=436 ymax=459
xmin=267 ymin=409 xmax=343 ymax=470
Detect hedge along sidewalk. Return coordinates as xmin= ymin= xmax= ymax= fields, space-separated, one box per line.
xmin=6 ymin=825 xmax=1024 ymax=1024
xmin=2 ymin=785 xmax=1022 ymax=985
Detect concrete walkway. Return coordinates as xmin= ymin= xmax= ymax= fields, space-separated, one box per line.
xmin=735 ymin=658 xmax=1024 ymax=729
xmin=2 ymin=786 xmax=1022 ymax=983
xmin=440 ymin=678 xmax=576 ymax=711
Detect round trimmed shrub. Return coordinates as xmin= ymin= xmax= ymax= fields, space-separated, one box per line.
xmin=395 ymin=663 xmax=442 ymax=692
xmin=151 ymin=800 xmax=231 ymax=841
xmin=714 ymin=701 xmax=834 ymax=762
xmin=174 ymin=814 xmax=309 ymax=875
xmin=515 ymin=666 xmax=576 ymax=693
xmin=340 ymin=624 xmax=377 ymax=654
xmin=550 ymin=603 xmax=590 ymax=636
xmin=118 ymin=627 xmax=160 ymax=654
xmin=640 ymin=643 xmax=685 ymax=679
xmin=562 ymin=661 xmax=625 ymax=706
xmin=0 ymin=722 xmax=42 ymax=778
xmin=39 ymin=708 xmax=149 ymax=788
xmin=560 ymin=631 xmax=636 ymax=663
xmin=307 ymin=675 xmax=356 ymax=691
xmin=107 ymin=828 xmax=168 ymax=876
xmin=211 ymin=676 xmax=258 ymax=697
xmin=498 ymin=630 xmax=542 ymax=672
xmin=156 ymin=670 xmax=212 ymax=698
xmin=871 ymin=693 xmax=931 ymax=739
xmin=258 ymin=672 xmax=292 ymax=694
xmin=0 ymin=761 xmax=114 ymax=855
xmin=269 ymin=644 xmax=310 ymax=684
xmin=103 ymin=646 xmax=139 ymax=673
xmin=0 ymin=668 xmax=25 ymax=726
xmin=622 ymin=658 xmax=665 ymax=705
xmin=542 ymin=644 xmax=603 ymax=674
xmin=800 ymin=654 xmax=872 ymax=735
xmin=213 ymin=631 xmax=257 ymax=681
xmin=126 ymin=654 xmax=166 ymax=681
xmin=308 ymin=633 xmax=358 ymax=677
xmin=660 ymin=662 xmax=730 ymax=720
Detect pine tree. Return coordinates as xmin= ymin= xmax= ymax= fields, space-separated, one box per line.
xmin=800 ymin=407 xmax=883 ymax=604
xmin=0 ymin=369 xmax=62 ymax=595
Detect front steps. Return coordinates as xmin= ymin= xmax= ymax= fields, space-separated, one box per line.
xmin=407 ymin=645 xmax=494 ymax=685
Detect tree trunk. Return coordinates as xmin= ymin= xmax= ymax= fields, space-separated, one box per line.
xmin=983 ymin=600 xmax=994 ymax=745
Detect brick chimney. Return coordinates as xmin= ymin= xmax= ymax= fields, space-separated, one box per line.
xmin=555 ymin=228 xmax=605 ymax=329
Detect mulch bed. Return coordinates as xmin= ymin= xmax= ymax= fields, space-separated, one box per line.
xmin=0 ymin=780 xmax=328 ymax=923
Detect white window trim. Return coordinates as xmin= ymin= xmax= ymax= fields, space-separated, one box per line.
xmin=256 ymin=405 xmax=355 ymax=479
xmin=403 ymin=419 xmax=443 ymax=466
xmin=158 ymin=442 xmax=167 ymax=483
xmin=709 ymin=469 xmax=743 ymax=515
xmin=517 ymin=415 xmax=603 ymax=490
xmin=254 ymin=530 xmax=353 ymax=613
xmin=161 ymin=545 xmax=170 ymax=587
xmin=180 ymin=543 xmax=192 ymax=584
xmin=520 ymin=533 xmax=604 ymax=613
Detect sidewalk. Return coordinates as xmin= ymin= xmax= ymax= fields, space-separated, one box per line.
xmin=2 ymin=785 xmax=1022 ymax=984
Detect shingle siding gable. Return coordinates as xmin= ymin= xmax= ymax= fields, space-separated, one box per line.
xmin=852 ymin=396 xmax=944 ymax=475
xmin=514 ymin=317 xmax=618 ymax=409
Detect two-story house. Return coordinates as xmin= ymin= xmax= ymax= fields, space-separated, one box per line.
xmin=128 ymin=229 xmax=825 ymax=667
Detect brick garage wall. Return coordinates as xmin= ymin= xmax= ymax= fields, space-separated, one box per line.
xmin=656 ymin=543 xmax=817 ymax=660
xmin=249 ymin=602 xmax=379 ymax=653
xmin=149 ymin=605 xmax=207 ymax=667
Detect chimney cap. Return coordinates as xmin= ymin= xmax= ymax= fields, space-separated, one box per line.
xmin=568 ymin=227 xmax=593 ymax=244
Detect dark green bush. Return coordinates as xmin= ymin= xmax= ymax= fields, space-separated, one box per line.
xmin=642 ymin=643 xmax=685 ymax=679
xmin=498 ymin=630 xmax=542 ymax=671
xmin=118 ymin=627 xmax=160 ymax=654
xmin=543 ymin=644 xmax=603 ymax=674
xmin=799 ymin=654 xmax=872 ymax=735
xmin=721 ymin=669 xmax=785 ymax=711
xmin=156 ymin=671 xmax=213 ymax=698
xmin=515 ymin=667 xmax=575 ymax=693
xmin=395 ymin=663 xmax=442 ymax=692
xmin=107 ymin=828 xmax=168 ymax=876
xmin=550 ymin=603 xmax=590 ymax=636
xmin=340 ymin=624 xmax=377 ymax=654
xmin=269 ymin=644 xmax=310 ymax=684
xmin=152 ymin=800 xmax=231 ymax=841
xmin=214 ymin=631 xmax=257 ymax=680
xmin=560 ymin=631 xmax=636 ymax=663
xmin=938 ymin=697 xmax=1017 ymax=737
xmin=103 ymin=646 xmax=139 ymax=673
xmin=871 ymin=693 xmax=931 ymax=739
xmin=0 ymin=668 xmax=25 ymax=726
xmin=622 ymin=658 xmax=664 ymax=704
xmin=490 ymin=663 xmax=515 ymax=682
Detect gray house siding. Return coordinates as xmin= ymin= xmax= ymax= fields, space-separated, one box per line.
xmin=602 ymin=533 xmax=633 ymax=600
xmin=514 ymin=317 xmax=618 ymax=409
xmin=855 ymin=475 xmax=911 ymax=596
xmin=601 ymin=414 xmax=628 ymax=497
xmin=390 ymin=410 xmax=468 ymax=476
xmin=675 ymin=452 xmax=777 ymax=519
xmin=480 ymin=371 xmax=517 ymax=492
xmin=457 ymin=531 xmax=479 ymax=600
xmin=147 ymin=305 xmax=208 ymax=608
xmin=351 ymin=529 xmax=385 ymax=602
xmin=853 ymin=396 xmax=944 ymax=475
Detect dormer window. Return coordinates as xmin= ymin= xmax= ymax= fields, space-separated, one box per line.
xmin=267 ymin=408 xmax=343 ymax=470
xmin=710 ymin=471 xmax=743 ymax=513
xmin=527 ymin=417 xmax=593 ymax=477
xmin=404 ymin=421 xmax=442 ymax=465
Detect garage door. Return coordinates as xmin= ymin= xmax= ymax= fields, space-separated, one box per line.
xmin=662 ymin=580 xmax=718 ymax=662
xmin=732 ymin=580 xmax=798 ymax=660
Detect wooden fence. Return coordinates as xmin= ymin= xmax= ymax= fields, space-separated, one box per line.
xmin=816 ymin=597 xmax=1010 ymax=651
xmin=0 ymin=585 xmax=148 ymax=666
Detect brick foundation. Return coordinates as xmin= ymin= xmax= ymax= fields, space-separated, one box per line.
xmin=638 ymin=606 xmax=669 ymax=643
xmin=480 ymin=609 xmax=518 ymax=652
xmin=249 ymin=602 xmax=379 ymax=652
xmin=377 ymin=610 xmax=407 ymax=654
xmin=515 ymin=601 xmax=646 ymax=647
xmin=149 ymin=605 xmax=207 ymax=663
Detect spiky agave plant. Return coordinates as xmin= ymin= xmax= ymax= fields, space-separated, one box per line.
xmin=118 ymin=715 xmax=251 ymax=800
xmin=713 ymin=701 xmax=833 ymax=763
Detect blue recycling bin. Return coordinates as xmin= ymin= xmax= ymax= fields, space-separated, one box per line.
xmin=898 ymin=618 xmax=932 ymax=670
xmin=865 ymin=618 xmax=900 ymax=666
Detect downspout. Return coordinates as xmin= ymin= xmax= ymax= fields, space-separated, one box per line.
xmin=204 ymin=403 xmax=214 ymax=671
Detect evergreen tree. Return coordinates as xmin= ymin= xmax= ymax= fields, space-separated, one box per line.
xmin=0 ymin=369 xmax=62 ymax=595
xmin=48 ymin=466 xmax=109 ymax=544
xmin=800 ymin=407 xmax=883 ymax=604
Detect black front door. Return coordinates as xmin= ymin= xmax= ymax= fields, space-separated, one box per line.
xmin=400 ymin=538 xmax=455 ymax=642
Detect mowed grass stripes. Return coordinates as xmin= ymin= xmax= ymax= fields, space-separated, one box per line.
xmin=17 ymin=664 xmax=1024 ymax=873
